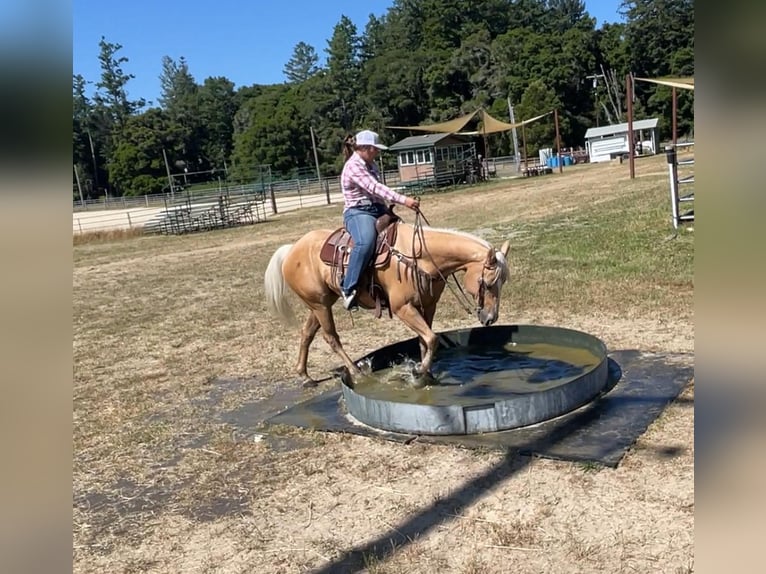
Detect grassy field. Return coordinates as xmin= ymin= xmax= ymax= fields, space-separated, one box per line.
xmin=73 ymin=154 xmax=694 ymax=573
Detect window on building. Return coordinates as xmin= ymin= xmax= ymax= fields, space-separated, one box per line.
xmin=416 ymin=149 xmax=432 ymax=164
xmin=399 ymin=151 xmax=415 ymax=166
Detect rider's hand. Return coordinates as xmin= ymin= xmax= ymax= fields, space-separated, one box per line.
xmin=405 ymin=197 xmax=420 ymax=210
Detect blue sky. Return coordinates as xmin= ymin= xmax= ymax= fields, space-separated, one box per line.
xmin=73 ymin=0 xmax=624 ymax=106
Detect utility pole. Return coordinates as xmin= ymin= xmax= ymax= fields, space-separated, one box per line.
xmin=586 ymin=73 xmax=605 ymax=127
xmin=507 ymin=96 xmax=521 ymax=173
xmin=310 ymin=125 xmax=322 ymax=182
xmin=162 ymin=148 xmax=175 ymax=201
xmin=554 ymin=109 xmax=563 ymax=174
xmin=626 ymin=73 xmax=635 ymax=179
xmin=87 ymin=129 xmax=99 ymax=194
xmin=73 ymin=164 xmax=85 ymax=207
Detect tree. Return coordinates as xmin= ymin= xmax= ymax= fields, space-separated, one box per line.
xmin=593 ymin=23 xmax=629 ymax=125
xmin=77 ymin=0 xmax=693 ymax=188
xmin=73 ymin=74 xmax=98 ymax=197
xmin=107 ymin=109 xmax=176 ymax=196
xmin=93 ymin=37 xmax=146 ymax=130
xmin=157 ymin=56 xmax=203 ymax=172
xmin=197 ymin=76 xmax=238 ymax=171
xmin=325 ymin=16 xmax=361 ymax=131
xmin=620 ymin=0 xmax=694 ymax=136
xmin=230 ymin=85 xmax=307 ymax=179
xmin=90 ymin=37 xmax=146 ymax=194
xmin=516 ymin=80 xmax=567 ymax=156
xmin=283 ymin=42 xmax=320 ymax=83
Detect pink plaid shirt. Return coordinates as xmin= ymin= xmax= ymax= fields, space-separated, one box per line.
xmin=341 ymin=152 xmax=408 ymax=211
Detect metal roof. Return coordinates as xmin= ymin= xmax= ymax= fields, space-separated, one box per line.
xmin=388 ymin=133 xmax=456 ymax=150
xmin=584 ymin=118 xmax=659 ymax=139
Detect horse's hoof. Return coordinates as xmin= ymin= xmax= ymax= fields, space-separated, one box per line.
xmin=410 ymin=368 xmax=436 ymax=389
xmin=411 ymin=377 xmax=427 ymax=389
xmin=300 ymin=378 xmax=318 ymax=388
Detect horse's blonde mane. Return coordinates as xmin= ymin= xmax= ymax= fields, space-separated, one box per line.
xmin=420 ymin=225 xmax=491 ymax=249
xmin=418 ymin=224 xmax=510 ymax=284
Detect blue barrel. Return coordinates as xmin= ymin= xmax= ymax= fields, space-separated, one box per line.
xmin=551 ymin=156 xmax=559 ymax=167
xmin=563 ymin=156 xmax=573 ymax=166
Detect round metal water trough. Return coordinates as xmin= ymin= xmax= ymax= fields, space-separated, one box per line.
xmin=340 ymin=325 xmax=610 ymax=435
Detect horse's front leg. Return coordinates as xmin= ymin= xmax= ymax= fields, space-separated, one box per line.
xmin=394 ymin=303 xmax=438 ymax=377
xmin=417 ymin=302 xmax=437 ymax=365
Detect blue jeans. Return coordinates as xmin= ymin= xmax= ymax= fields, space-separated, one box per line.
xmin=341 ymin=203 xmax=387 ymax=295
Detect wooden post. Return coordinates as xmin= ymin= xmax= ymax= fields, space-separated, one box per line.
xmin=626 ymin=73 xmax=635 ymax=179
xmin=554 ymin=109 xmax=563 ymax=173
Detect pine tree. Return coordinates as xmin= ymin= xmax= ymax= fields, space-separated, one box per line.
xmin=283 ymin=42 xmax=320 ymax=83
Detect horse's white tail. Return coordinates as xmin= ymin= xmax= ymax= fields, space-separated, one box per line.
xmin=263 ymin=244 xmax=298 ymax=326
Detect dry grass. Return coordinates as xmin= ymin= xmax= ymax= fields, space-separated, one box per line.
xmin=73 ymin=157 xmax=693 ymax=573
xmin=72 ymin=227 xmax=146 ymax=245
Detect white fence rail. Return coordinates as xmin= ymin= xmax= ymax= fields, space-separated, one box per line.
xmin=72 ymin=158 xmax=523 ymax=235
xmin=73 ymin=172 xmax=397 ymax=235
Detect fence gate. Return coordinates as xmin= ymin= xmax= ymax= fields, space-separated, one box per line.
xmin=665 ymin=142 xmax=694 ymax=229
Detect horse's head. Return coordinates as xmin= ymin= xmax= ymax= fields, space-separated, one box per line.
xmin=463 ymin=240 xmax=511 ymax=326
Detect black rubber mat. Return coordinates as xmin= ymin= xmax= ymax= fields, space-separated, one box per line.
xmin=256 ymin=350 xmax=693 ymax=468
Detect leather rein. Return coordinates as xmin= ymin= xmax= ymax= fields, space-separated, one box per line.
xmin=387 ymin=207 xmax=501 ymax=318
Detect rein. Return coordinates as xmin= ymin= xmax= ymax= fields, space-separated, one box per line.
xmin=405 ymin=208 xmax=482 ymax=317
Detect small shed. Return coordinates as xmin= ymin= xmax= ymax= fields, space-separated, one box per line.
xmin=584 ymin=118 xmax=659 ymax=163
xmin=388 ymin=133 xmax=477 ymax=185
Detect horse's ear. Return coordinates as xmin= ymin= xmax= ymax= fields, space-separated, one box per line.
xmin=500 ymin=240 xmax=510 ymax=258
xmin=485 ymin=248 xmax=497 ymax=266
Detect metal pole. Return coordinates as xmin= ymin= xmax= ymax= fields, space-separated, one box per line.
xmin=626 ymin=73 xmax=635 ymax=179
xmin=508 ymin=97 xmax=520 ymax=173
xmin=74 ymin=164 xmax=85 ymax=207
xmin=672 ymin=86 xmax=678 ymax=148
xmin=162 ymin=148 xmax=175 ymax=202
xmin=666 ymin=145 xmax=679 ymax=229
xmin=521 ymin=121 xmax=528 ymax=172
xmin=554 ymin=109 xmax=563 ymax=173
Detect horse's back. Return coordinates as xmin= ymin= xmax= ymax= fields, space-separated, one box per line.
xmin=283 ymin=229 xmax=337 ymax=301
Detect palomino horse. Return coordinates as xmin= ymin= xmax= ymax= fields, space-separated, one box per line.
xmin=264 ymin=215 xmax=510 ymax=386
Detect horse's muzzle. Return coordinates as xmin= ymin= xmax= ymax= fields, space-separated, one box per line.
xmin=478 ymin=309 xmax=497 ymax=327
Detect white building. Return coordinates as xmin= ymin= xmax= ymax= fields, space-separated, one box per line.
xmin=584 ymin=118 xmax=659 ymax=163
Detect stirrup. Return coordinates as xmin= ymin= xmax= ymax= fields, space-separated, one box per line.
xmin=341 ymin=289 xmax=358 ymax=311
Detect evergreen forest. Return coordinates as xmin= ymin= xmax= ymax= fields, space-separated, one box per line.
xmin=72 ymin=0 xmax=694 ymax=198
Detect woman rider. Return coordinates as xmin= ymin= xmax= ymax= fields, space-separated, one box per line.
xmin=340 ymin=130 xmax=420 ymax=310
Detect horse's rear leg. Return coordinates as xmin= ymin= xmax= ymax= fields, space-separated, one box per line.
xmin=296 ymin=311 xmax=321 ymax=387
xmin=312 ymin=306 xmax=362 ymax=377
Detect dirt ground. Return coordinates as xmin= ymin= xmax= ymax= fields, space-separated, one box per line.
xmin=73 ymin=156 xmax=694 ymax=573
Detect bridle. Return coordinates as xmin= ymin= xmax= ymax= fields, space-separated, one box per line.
xmin=409 ymin=207 xmax=505 ymax=318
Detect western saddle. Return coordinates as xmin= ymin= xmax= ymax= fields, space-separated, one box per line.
xmin=319 ymin=207 xmax=401 ymax=317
